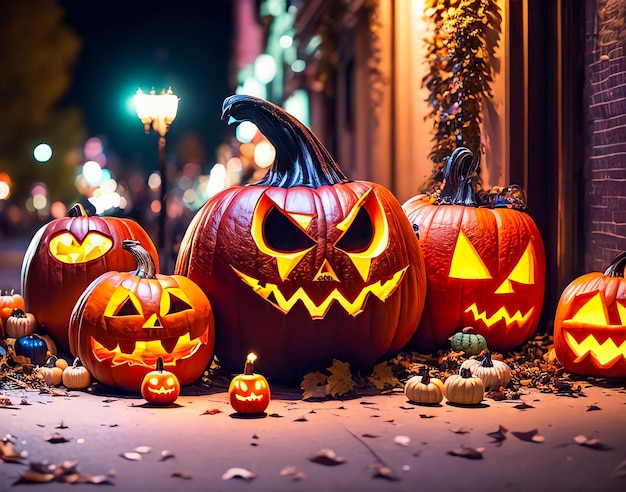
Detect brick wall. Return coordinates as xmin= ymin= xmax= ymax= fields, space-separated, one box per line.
xmin=585 ymin=0 xmax=626 ymax=272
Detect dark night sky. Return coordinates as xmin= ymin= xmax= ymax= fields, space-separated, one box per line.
xmin=59 ymin=0 xmax=235 ymax=171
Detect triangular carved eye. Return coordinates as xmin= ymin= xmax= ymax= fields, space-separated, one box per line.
xmin=449 ymin=229 xmax=491 ymax=279
xmin=335 ymin=206 xmax=373 ymax=253
xmin=114 ymin=296 xmax=140 ymax=317
xmin=263 ymin=206 xmax=316 ymax=253
xmin=166 ymin=293 xmax=193 ymax=315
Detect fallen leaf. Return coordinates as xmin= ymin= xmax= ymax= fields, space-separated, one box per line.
xmin=361 ymin=433 xmax=379 ymax=438
xmin=301 ymin=371 xmax=328 ymax=400
xmin=450 ymin=427 xmax=472 ymax=434
xmin=573 ymin=435 xmax=613 ymax=450
xmin=160 ymin=450 xmax=174 ymax=462
xmin=398 ymin=406 xmax=415 ymax=410
xmin=119 ymin=452 xmax=142 ymax=461
xmin=512 ymin=429 xmax=545 ymax=443
xmin=419 ymin=414 xmax=435 ymax=419
xmin=46 ymin=432 xmax=70 ymax=444
xmin=613 ymin=460 xmax=626 ymax=477
xmin=586 ymin=404 xmax=601 ymax=412
xmin=372 ymin=463 xmax=400 ymax=481
xmin=512 ymin=402 xmax=534 ymax=410
xmin=280 ymin=466 xmax=307 ymax=481
xmin=447 ymin=446 xmax=484 ymax=459
xmin=308 ymin=448 xmax=345 ymax=466
xmin=487 ymin=425 xmax=508 ymax=443
xmin=268 ymin=413 xmax=283 ymax=418
xmin=325 ymin=360 xmax=355 ymax=397
xmin=201 ymin=408 xmax=222 ymax=415
xmin=56 ymin=421 xmax=68 ymax=429
xmin=172 ymin=471 xmax=193 ymax=480
xmin=294 ymin=416 xmax=308 ymax=422
xmin=368 ymin=362 xmax=400 ymax=390
xmin=222 ymin=467 xmax=256 ymax=481
xmin=134 ymin=446 xmax=152 ymax=454
xmin=0 ymin=438 xmax=28 ymax=463
xmin=394 ymin=435 xmax=411 ymax=447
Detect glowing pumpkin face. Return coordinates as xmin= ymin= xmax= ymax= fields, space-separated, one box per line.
xmin=69 ymin=240 xmax=215 ymax=392
xmin=403 ymin=148 xmax=546 ymax=351
xmin=176 ymin=95 xmax=427 ymax=383
xmin=141 ymin=358 xmax=181 ymax=405
xmin=228 ymin=354 xmax=270 ymax=414
xmin=553 ymin=252 xmax=626 ymax=378
xmin=21 ymin=203 xmax=159 ymax=353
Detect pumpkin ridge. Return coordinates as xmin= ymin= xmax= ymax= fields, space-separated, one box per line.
xmin=221 ymin=94 xmax=349 ymax=189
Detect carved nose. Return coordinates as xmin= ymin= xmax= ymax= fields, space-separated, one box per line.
xmin=314 ymin=259 xmax=339 ymax=282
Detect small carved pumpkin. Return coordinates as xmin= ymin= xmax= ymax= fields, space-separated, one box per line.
xmin=460 ymin=351 xmax=511 ymax=390
xmin=443 ymin=367 xmax=485 ymax=405
xmin=141 ymin=357 xmax=180 ymax=405
xmin=62 ymin=358 xmax=91 ymax=390
xmin=69 ymin=240 xmax=215 ymax=392
xmin=449 ymin=327 xmax=488 ymax=356
xmin=553 ymin=251 xmax=626 ymax=378
xmin=403 ymin=148 xmax=546 ymax=352
xmin=21 ymin=203 xmax=159 ymax=353
xmin=4 ymin=308 xmax=37 ymax=338
xmin=404 ymin=366 xmax=444 ymax=405
xmin=177 ymin=94 xmax=427 ymax=383
xmin=228 ymin=353 xmax=271 ymax=414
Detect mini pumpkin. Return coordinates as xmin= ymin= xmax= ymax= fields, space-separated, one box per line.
xmin=62 ymin=358 xmax=91 ymax=390
xmin=141 ymin=357 xmax=181 ymax=405
xmin=449 ymin=327 xmax=488 ymax=356
xmin=443 ymin=367 xmax=485 ymax=405
xmin=403 ymin=148 xmax=546 ymax=352
xmin=404 ymin=366 xmax=444 ymax=405
xmin=176 ymin=94 xmax=427 ymax=383
xmin=13 ymin=335 xmax=48 ymax=366
xmin=21 ymin=203 xmax=159 ymax=353
xmin=37 ymin=356 xmax=63 ymax=386
xmin=228 ymin=353 xmax=271 ymax=414
xmin=460 ymin=351 xmax=511 ymax=390
xmin=0 ymin=290 xmax=25 ymax=324
xmin=553 ymin=251 xmax=626 ymax=378
xmin=4 ymin=308 xmax=37 ymax=338
xmin=69 ymin=240 xmax=215 ymax=392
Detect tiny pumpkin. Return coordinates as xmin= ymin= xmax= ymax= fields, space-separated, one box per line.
xmin=404 ymin=366 xmax=444 ymax=405
xmin=460 ymin=351 xmax=512 ymax=391
xmin=62 ymin=358 xmax=91 ymax=390
xmin=0 ymin=290 xmax=25 ymax=324
xmin=37 ymin=356 xmax=63 ymax=386
xmin=228 ymin=353 xmax=271 ymax=414
xmin=449 ymin=327 xmax=488 ymax=356
xmin=4 ymin=308 xmax=37 ymax=338
xmin=443 ymin=367 xmax=485 ymax=405
xmin=13 ymin=335 xmax=48 ymax=366
xmin=141 ymin=357 xmax=181 ymax=405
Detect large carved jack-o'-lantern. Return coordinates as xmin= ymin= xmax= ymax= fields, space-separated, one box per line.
xmin=176 ymin=94 xmax=427 ymax=383
xmin=403 ymin=148 xmax=546 ymax=352
xmin=21 ymin=203 xmax=159 ymax=353
xmin=554 ymin=251 xmax=626 ymax=378
xmin=69 ymin=240 xmax=215 ymax=392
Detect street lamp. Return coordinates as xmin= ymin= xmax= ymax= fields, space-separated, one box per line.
xmin=134 ymin=87 xmax=179 ymax=271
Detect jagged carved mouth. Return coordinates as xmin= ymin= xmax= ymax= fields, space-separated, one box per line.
xmin=146 ymin=386 xmax=176 ymax=395
xmin=562 ymin=323 xmax=626 ymax=366
xmin=91 ymin=329 xmax=210 ymax=368
xmin=464 ymin=303 xmax=534 ymax=329
xmin=235 ymin=393 xmax=265 ymax=402
xmin=232 ymin=266 xmax=408 ymax=318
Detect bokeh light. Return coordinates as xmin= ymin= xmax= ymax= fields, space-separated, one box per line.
xmin=33 ymin=143 xmax=53 ymax=163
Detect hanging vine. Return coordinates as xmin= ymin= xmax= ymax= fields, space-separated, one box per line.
xmin=421 ymin=0 xmax=502 ymax=192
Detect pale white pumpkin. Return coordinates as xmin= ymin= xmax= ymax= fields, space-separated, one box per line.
xmin=460 ymin=351 xmax=511 ymax=391
xmin=404 ymin=366 xmax=444 ymax=404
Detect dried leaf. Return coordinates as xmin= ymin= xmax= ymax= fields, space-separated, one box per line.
xmin=325 ymin=360 xmax=355 ymax=397
xmin=268 ymin=413 xmax=283 ymax=418
xmin=159 ymin=449 xmax=175 ymax=461
xmin=487 ymin=425 xmax=508 ymax=443
xmin=613 ymin=460 xmax=626 ymax=477
xmin=56 ymin=421 xmax=68 ymax=429
xmin=512 ymin=429 xmax=545 ymax=443
xmin=0 ymin=438 xmax=27 ymax=463
xmin=301 ymin=371 xmax=328 ymax=400
xmin=308 ymin=448 xmax=345 ymax=466
xmin=119 ymin=452 xmax=142 ymax=461
xmin=172 ymin=471 xmax=193 ymax=480
xmin=134 ymin=446 xmax=152 ymax=454
xmin=419 ymin=414 xmax=435 ymax=419
xmin=280 ymin=466 xmax=307 ymax=481
xmin=512 ymin=402 xmax=534 ymax=410
xmin=450 ymin=427 xmax=472 ymax=434
xmin=394 ymin=435 xmax=411 ymax=447
xmin=14 ymin=469 xmax=55 ymax=484
xmin=367 ymin=362 xmax=400 ymax=390
xmin=447 ymin=446 xmax=484 ymax=459
xmin=586 ymin=404 xmax=601 ymax=412
xmin=294 ymin=416 xmax=308 ymax=422
xmin=46 ymin=432 xmax=70 ymax=444
xmin=222 ymin=467 xmax=256 ymax=481
xmin=372 ymin=463 xmax=400 ymax=481
xmin=361 ymin=433 xmax=379 ymax=438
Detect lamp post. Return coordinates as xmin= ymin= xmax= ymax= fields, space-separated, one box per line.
xmin=134 ymin=87 xmax=179 ymax=271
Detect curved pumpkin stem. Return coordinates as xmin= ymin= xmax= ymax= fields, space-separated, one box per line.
xmin=72 ymin=357 xmax=81 ymax=369
xmin=420 ymin=365 xmax=431 ymax=385
xmin=480 ymin=351 xmax=494 ymax=368
xmin=156 ymin=357 xmax=164 ymax=373
xmin=123 ymin=240 xmax=157 ymax=279
xmin=460 ymin=367 xmax=473 ymax=378
xmin=221 ymin=94 xmax=349 ymax=189
xmin=67 ymin=203 xmax=88 ymax=217
xmin=437 ymin=147 xmax=479 ymax=206
xmin=604 ymin=251 xmax=626 ymax=278
xmin=10 ymin=308 xmax=26 ymax=318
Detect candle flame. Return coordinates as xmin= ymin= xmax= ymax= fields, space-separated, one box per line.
xmin=246 ymin=353 xmax=257 ymax=364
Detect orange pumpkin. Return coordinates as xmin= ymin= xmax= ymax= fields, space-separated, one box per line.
xmin=141 ymin=357 xmax=181 ymax=405
xmin=21 ymin=203 xmax=159 ymax=353
xmin=176 ymin=94 xmax=427 ymax=383
xmin=403 ymin=148 xmax=546 ymax=352
xmin=0 ymin=290 xmax=25 ymax=325
xmin=69 ymin=240 xmax=214 ymax=392
xmin=228 ymin=353 xmax=270 ymax=414
xmin=553 ymin=251 xmax=626 ymax=378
